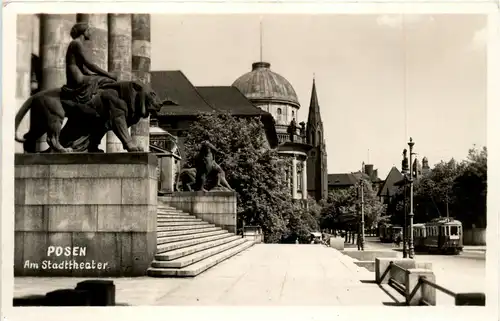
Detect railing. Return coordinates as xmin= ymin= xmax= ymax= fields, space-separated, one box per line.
xmin=387 ymin=262 xmax=408 ymax=297
xmin=276 ymin=132 xmax=306 ymax=144
xmin=382 ymin=261 xmax=486 ymax=306
xmin=417 ymin=277 xmax=486 ymax=306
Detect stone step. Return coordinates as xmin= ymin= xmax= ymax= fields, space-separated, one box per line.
xmin=147 ymin=240 xmax=255 ymax=277
xmin=157 ymin=221 xmax=208 ymax=227
xmin=156 ymin=232 xmax=235 ymax=253
xmin=151 ymin=238 xmax=248 ymax=269
xmin=157 ymin=209 xmax=187 ymax=214
xmin=157 ymin=226 xmax=221 ymax=238
xmin=157 ymin=217 xmax=202 ymax=223
xmin=157 ymin=214 xmax=194 ymax=219
xmin=157 ymin=224 xmax=216 ymax=232
xmin=157 ymin=204 xmax=177 ymax=210
xmin=157 ymin=230 xmax=228 ymax=245
xmin=155 ymin=235 xmax=242 ymax=261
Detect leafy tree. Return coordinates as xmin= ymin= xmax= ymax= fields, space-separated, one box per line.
xmin=388 ymin=145 xmax=487 ymax=229
xmin=321 ymin=178 xmax=386 ymax=232
xmin=453 ymin=146 xmax=487 ymax=227
xmin=183 ymin=113 xmax=321 ymax=243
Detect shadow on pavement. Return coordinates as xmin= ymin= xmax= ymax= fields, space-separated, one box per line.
xmin=377 ymin=284 xmax=405 ymax=306
xmin=360 ymin=280 xmax=377 ymax=284
xmin=13 ymin=294 xmax=130 ymax=307
xmin=13 ymin=281 xmax=122 ymax=306
xmin=359 ymin=280 xmax=407 ymax=306
xmin=382 ymin=302 xmax=407 ymax=306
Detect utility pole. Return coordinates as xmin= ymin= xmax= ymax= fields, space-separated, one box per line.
xmin=401 ymin=148 xmax=408 ymax=258
xmin=360 ymin=179 xmax=365 ymax=251
xmin=408 ymin=137 xmax=415 ymax=259
xmin=403 ymin=180 xmax=408 ymax=258
xmin=446 ymin=195 xmax=450 ymax=219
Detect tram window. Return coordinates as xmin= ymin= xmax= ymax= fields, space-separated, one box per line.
xmin=450 ymin=226 xmax=459 ymax=236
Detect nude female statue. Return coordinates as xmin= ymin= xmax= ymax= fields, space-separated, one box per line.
xmin=61 ymin=22 xmax=117 ymax=107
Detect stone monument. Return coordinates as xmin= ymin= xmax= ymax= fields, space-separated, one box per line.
xmin=160 ymin=140 xmax=237 ymax=233
xmin=14 ymin=16 xmax=160 ymax=277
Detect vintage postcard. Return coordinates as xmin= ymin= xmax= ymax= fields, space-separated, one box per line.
xmin=1 ymin=1 xmax=498 ymax=321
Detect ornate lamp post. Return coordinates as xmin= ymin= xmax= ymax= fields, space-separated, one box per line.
xmin=408 ymin=137 xmax=415 ymax=259
xmin=401 ymin=149 xmax=409 ymax=258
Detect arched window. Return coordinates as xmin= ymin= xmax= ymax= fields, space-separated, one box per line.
xmin=277 ymin=108 xmax=282 ymax=123
xmin=317 ymin=131 xmax=322 ymax=144
xmin=292 ymin=110 xmax=295 ymax=118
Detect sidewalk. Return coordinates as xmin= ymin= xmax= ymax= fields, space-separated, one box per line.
xmin=14 ymin=244 xmax=396 ymax=306
xmin=463 ymin=245 xmax=486 ymax=252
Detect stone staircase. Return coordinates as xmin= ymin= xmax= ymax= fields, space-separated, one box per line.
xmin=147 ymin=204 xmax=254 ymax=277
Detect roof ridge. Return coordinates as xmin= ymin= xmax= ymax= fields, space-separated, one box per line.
xmin=178 ymin=71 xmax=221 ymax=113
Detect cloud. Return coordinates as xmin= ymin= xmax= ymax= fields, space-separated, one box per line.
xmin=376 ymin=15 xmax=434 ymax=28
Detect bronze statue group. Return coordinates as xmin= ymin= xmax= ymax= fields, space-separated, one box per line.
xmin=15 ymin=22 xmax=233 ymax=192
xmin=15 ymin=22 xmax=162 ymax=154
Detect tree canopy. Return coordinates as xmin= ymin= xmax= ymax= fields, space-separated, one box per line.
xmin=320 ymin=177 xmax=387 ymax=232
xmin=387 ymin=146 xmax=487 ymax=228
xmin=183 ymin=113 xmax=321 ymax=243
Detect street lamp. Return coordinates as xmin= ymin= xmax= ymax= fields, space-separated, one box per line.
xmin=401 ymin=149 xmax=409 ymax=258
xmin=408 ymin=137 xmax=415 ymax=259
xmin=359 ymin=178 xmax=365 ymax=251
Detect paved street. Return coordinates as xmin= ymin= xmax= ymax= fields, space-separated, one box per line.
xmin=14 ymin=244 xmax=397 ymax=306
xmin=360 ymin=236 xmax=486 ymax=305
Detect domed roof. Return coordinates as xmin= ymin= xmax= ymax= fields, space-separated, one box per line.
xmin=232 ymin=62 xmax=300 ymax=108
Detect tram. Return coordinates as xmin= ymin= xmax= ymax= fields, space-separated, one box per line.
xmin=399 ymin=218 xmax=463 ymax=254
xmin=422 ymin=218 xmax=463 ymax=254
xmin=378 ymin=224 xmax=403 ymax=243
xmin=407 ymin=223 xmax=426 ymax=251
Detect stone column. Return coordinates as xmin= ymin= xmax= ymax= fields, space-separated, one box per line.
xmin=131 ymin=14 xmax=151 ymax=152
xmin=77 ymin=14 xmax=109 ymax=152
xmin=107 ymin=14 xmax=132 ymax=152
xmin=16 ymin=15 xmax=34 ymax=153
xmin=292 ymin=157 xmax=298 ymax=199
xmin=39 ymin=14 xmax=76 ymax=151
xmin=302 ymin=160 xmax=307 ymax=199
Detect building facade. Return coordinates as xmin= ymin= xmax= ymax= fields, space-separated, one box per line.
xmin=328 ymin=163 xmax=381 ymax=192
xmin=305 ymin=79 xmax=328 ymax=201
xmin=233 ymin=62 xmax=328 ymax=202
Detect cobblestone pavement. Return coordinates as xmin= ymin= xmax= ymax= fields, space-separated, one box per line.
xmin=14 ymin=244 xmax=397 ymax=306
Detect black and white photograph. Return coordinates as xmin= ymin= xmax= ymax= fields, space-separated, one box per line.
xmin=2 ymin=2 xmax=498 ymax=320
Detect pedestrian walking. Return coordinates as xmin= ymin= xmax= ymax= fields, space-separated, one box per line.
xmin=357 ymin=233 xmax=364 ymax=251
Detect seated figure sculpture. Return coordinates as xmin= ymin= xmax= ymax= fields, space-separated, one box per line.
xmin=14 ymin=22 xmax=162 ymax=153
xmin=61 ymin=22 xmax=117 ymax=115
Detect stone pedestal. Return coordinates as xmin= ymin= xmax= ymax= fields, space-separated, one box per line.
xmin=14 ymin=153 xmax=158 ymax=277
xmin=243 ymin=226 xmax=263 ymax=243
xmin=157 ymin=152 xmax=181 ymax=194
xmin=159 ymin=192 xmax=237 ymax=233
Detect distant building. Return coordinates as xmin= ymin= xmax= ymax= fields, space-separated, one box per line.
xmin=377 ymin=166 xmax=404 ymax=204
xmin=328 ymin=163 xmax=382 ymax=191
xmin=305 ymin=79 xmax=329 ymax=201
xmin=233 ymin=62 xmax=328 ymax=202
xmin=150 ymin=70 xmax=278 ymax=161
xmin=377 ymin=156 xmax=432 ymax=205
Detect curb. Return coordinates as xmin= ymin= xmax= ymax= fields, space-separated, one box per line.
xmin=330 ymin=248 xmax=373 ymax=277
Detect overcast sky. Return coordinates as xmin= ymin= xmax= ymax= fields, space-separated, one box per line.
xmin=151 ymin=14 xmax=486 ymax=179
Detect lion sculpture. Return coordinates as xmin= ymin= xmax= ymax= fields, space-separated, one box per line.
xmin=15 ymin=81 xmax=162 ymax=153
xmin=175 ymin=141 xmax=233 ymax=192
